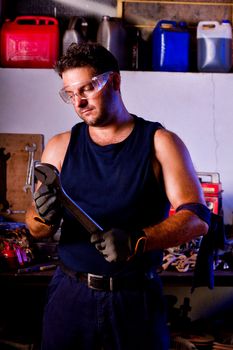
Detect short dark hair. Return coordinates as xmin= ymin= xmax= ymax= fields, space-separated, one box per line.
xmin=55 ymin=42 xmax=120 ymax=77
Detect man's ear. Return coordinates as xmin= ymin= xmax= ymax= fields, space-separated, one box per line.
xmin=112 ymin=72 xmax=121 ymax=91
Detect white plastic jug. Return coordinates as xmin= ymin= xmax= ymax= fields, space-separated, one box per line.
xmin=197 ymin=20 xmax=232 ymax=72
xmin=62 ymin=17 xmax=88 ymax=54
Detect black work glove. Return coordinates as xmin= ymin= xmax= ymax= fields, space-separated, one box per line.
xmin=33 ymin=184 xmax=62 ymax=225
xmin=90 ymin=228 xmax=146 ymax=263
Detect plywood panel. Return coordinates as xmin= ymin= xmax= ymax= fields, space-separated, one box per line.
xmin=124 ymin=3 xmax=232 ymax=28
xmin=0 ymin=133 xmax=44 ymax=222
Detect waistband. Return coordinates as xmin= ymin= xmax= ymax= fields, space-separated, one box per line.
xmin=59 ymin=262 xmax=154 ymax=292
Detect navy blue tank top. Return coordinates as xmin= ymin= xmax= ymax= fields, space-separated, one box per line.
xmin=59 ymin=115 xmax=170 ymax=275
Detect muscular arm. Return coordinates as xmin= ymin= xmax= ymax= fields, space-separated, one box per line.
xmin=144 ymin=129 xmax=208 ymax=251
xmin=25 ymin=131 xmax=70 ymax=239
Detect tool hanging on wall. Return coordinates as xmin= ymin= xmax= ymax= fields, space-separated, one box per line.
xmin=0 ymin=133 xmax=43 ymax=222
xmin=23 ymin=143 xmax=37 ymax=193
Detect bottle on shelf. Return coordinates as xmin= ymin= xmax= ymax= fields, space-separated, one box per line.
xmin=131 ymin=28 xmax=149 ymax=71
xmin=62 ymin=17 xmax=88 ymax=54
xmin=97 ymin=15 xmax=130 ymax=70
xmin=197 ymin=20 xmax=232 ymax=73
xmin=152 ymin=20 xmax=191 ymax=72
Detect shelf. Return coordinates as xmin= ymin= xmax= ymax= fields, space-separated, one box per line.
xmin=160 ymin=270 xmax=233 ymax=287
xmin=117 ymin=0 xmax=233 ymax=33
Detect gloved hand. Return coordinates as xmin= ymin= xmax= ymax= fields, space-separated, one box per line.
xmin=90 ymin=228 xmax=146 ymax=263
xmin=33 ymin=184 xmax=62 ymax=225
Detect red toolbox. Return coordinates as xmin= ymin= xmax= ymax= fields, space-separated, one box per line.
xmin=169 ymin=172 xmax=223 ymax=216
xmin=0 ymin=16 xmax=59 ymax=68
xmin=197 ymin=172 xmax=223 ymax=215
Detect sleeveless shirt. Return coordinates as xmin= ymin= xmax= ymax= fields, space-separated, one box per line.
xmin=59 ymin=115 xmax=170 ymax=275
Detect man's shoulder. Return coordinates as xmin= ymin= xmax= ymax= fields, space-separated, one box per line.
xmin=154 ymin=127 xmax=181 ymax=144
xmin=45 ymin=131 xmax=71 ymax=155
xmin=154 ymin=128 xmax=189 ymax=160
xmin=48 ymin=122 xmax=84 ymax=144
xmin=49 ymin=130 xmax=71 ymax=144
xmin=43 ymin=131 xmax=71 ymax=170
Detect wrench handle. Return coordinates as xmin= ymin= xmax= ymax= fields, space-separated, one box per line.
xmin=58 ymin=188 xmax=103 ymax=235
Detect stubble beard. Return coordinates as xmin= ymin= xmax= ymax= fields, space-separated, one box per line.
xmin=79 ymin=105 xmax=111 ymax=127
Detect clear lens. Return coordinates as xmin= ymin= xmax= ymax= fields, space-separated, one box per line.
xmin=59 ymin=71 xmax=113 ymax=104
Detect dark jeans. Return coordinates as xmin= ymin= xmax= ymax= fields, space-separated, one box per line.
xmin=41 ymin=267 xmax=170 ymax=350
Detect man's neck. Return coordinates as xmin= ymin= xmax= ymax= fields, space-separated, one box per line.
xmin=88 ymin=113 xmax=135 ymax=146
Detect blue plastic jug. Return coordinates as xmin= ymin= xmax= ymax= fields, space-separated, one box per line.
xmin=152 ymin=20 xmax=190 ymax=72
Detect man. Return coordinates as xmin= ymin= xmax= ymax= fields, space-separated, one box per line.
xmin=25 ymin=43 xmax=210 ymax=350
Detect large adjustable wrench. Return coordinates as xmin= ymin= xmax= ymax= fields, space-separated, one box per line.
xmin=34 ymin=162 xmax=103 ymax=235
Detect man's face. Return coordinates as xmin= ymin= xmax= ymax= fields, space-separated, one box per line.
xmin=61 ymin=67 xmax=117 ymax=127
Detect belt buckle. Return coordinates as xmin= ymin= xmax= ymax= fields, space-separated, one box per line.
xmin=87 ymin=273 xmax=113 ymax=291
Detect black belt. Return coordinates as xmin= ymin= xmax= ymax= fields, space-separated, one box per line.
xmin=59 ymin=262 xmax=148 ymax=292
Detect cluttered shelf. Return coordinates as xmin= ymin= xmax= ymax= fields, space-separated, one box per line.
xmin=160 ymin=270 xmax=233 ymax=286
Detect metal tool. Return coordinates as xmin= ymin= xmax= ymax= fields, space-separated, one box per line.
xmin=34 ymin=162 xmax=103 ymax=235
xmin=24 ymin=143 xmax=37 ymax=193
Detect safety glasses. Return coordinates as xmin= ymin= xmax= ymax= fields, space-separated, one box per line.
xmin=59 ymin=71 xmax=113 ymax=104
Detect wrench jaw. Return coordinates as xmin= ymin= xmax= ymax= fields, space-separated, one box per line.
xmin=34 ymin=163 xmax=60 ymax=186
xmin=34 ymin=162 xmax=104 ymax=235
xmin=34 ymin=162 xmax=63 ymax=202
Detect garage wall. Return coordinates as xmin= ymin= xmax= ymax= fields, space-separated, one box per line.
xmin=0 ymin=68 xmax=233 ymax=224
